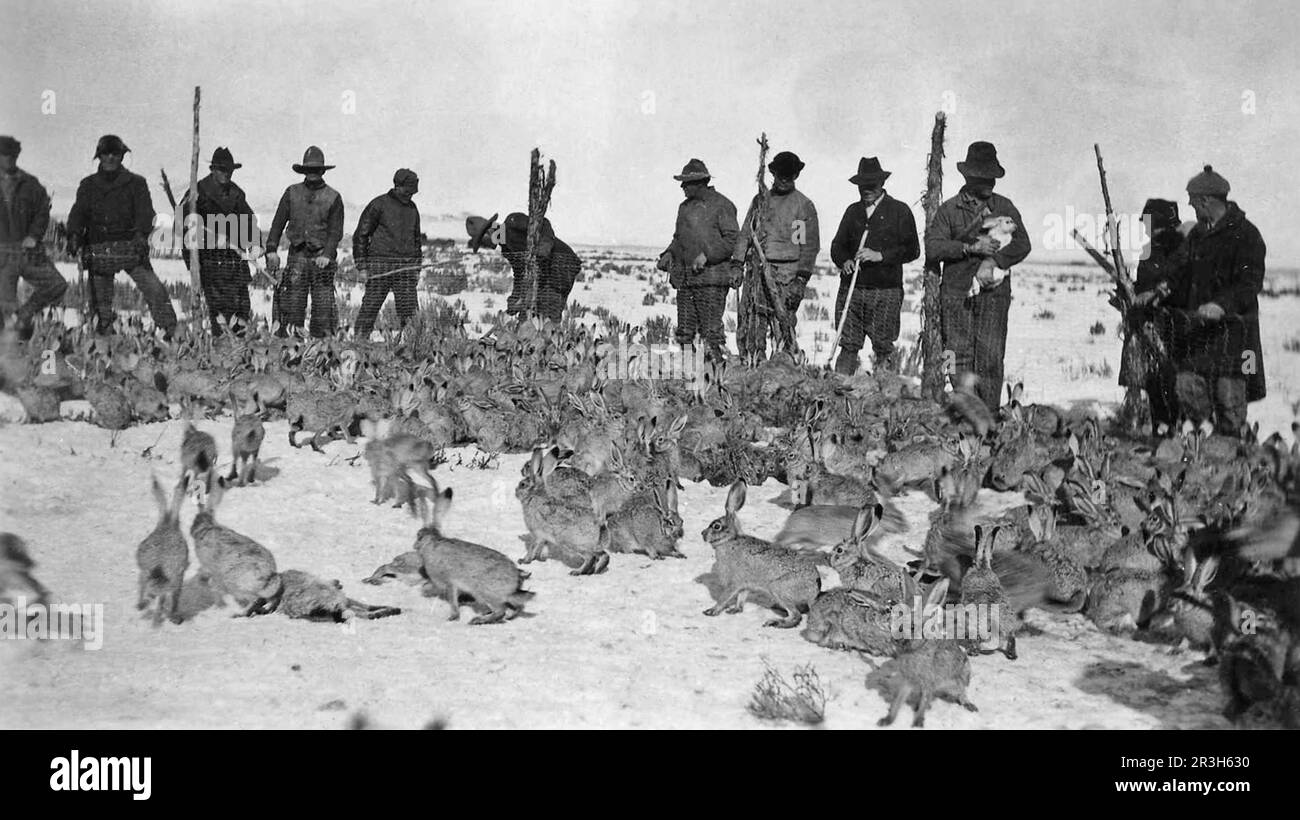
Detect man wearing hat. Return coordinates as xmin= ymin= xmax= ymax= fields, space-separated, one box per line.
xmin=1146 ymin=166 xmax=1266 ymax=436
xmin=353 ymin=169 xmax=423 ymax=337
xmin=0 ymin=136 xmax=68 ymax=340
xmin=732 ymin=150 xmax=820 ymax=357
xmin=181 ymin=146 xmax=259 ymax=336
xmin=828 ymin=156 xmax=920 ymax=375
xmin=67 ymin=135 xmax=177 ymax=336
xmin=265 ymin=146 xmax=344 ymax=337
xmin=465 ymin=211 xmax=581 ymax=324
xmin=657 ymin=159 xmax=739 ymax=360
xmin=1119 ymin=198 xmax=1187 ymax=433
xmin=924 ymin=141 xmax=1030 ymax=411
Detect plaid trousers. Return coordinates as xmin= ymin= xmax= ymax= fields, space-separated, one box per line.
xmin=834 ymin=283 xmax=903 ymax=360
xmin=675 ymin=284 xmax=729 ymax=352
xmin=198 ymin=249 xmax=252 ymax=336
xmin=83 ymin=240 xmax=177 ymax=334
xmin=354 ymin=257 xmax=420 ymax=336
xmin=940 ymin=278 xmax=1011 ymax=411
xmin=273 ymin=253 xmax=337 ymax=337
xmin=0 ymin=245 xmax=67 ymax=321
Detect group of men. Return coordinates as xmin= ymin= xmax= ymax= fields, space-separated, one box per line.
xmin=0 ymin=131 xmax=1268 ymax=435
xmin=646 ymin=141 xmax=1265 ymax=435
xmin=652 ymin=142 xmax=1029 ymax=398
xmin=0 ymin=135 xmax=438 ymax=340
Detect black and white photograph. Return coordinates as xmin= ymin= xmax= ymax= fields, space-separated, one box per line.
xmin=1 ymin=0 xmax=1297 ymax=742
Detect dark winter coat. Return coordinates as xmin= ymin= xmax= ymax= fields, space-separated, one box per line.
xmin=67 ymin=167 xmax=155 ymax=246
xmin=829 ymin=193 xmax=920 ymax=289
xmin=664 ymin=185 xmax=739 ymax=288
xmin=181 ymin=173 xmax=258 ymax=251
xmin=0 ymin=169 xmax=52 ymax=244
xmin=923 ymin=188 xmax=1031 ymax=296
xmin=353 ymin=189 xmax=422 ymax=261
xmin=1158 ymin=203 xmax=1267 ymax=401
xmin=500 ymin=214 xmax=581 ymax=297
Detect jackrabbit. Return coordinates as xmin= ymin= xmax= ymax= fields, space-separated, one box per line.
xmin=181 ymin=421 xmax=218 ymax=494
xmin=228 ymin=406 xmax=265 ymax=487
xmin=416 ymin=487 xmax=535 ymax=624
xmin=864 ymin=577 xmax=979 ymax=727
xmin=278 ymin=569 xmax=401 ymax=621
xmin=700 ymin=480 xmax=821 ymax=628
xmin=136 ymin=473 xmax=190 ymax=626
xmin=0 ymin=532 xmax=50 ymax=608
xmin=801 ymin=583 xmax=902 ymax=656
xmin=607 ymin=478 xmax=685 ymax=559
xmin=517 ymin=449 xmax=611 ymax=575
xmin=828 ymin=503 xmax=910 ymax=602
xmin=190 ymin=477 xmax=282 ymax=617
xmin=286 ymin=389 xmax=359 ymax=452
xmin=960 ymin=525 xmax=1018 ymax=660
xmin=363 ymin=550 xmax=428 ymax=586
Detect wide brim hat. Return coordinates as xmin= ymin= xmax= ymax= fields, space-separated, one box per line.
xmin=465 ymin=213 xmax=499 ymax=251
xmin=848 ymin=156 xmax=891 ymax=186
xmin=956 ymin=141 xmax=1005 ymax=179
xmin=209 ymin=146 xmax=242 ymax=171
xmin=292 ymin=145 xmax=335 ymax=174
xmin=673 ymin=158 xmax=711 ymax=182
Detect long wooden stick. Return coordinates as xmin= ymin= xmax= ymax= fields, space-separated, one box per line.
xmin=739 ymin=133 xmax=792 ymax=356
xmin=1093 ymin=144 xmax=1132 ymax=302
xmin=187 ymin=87 xmax=202 ymax=317
xmin=920 ymin=111 xmax=946 ymax=399
xmin=524 ymin=148 xmax=556 ymax=317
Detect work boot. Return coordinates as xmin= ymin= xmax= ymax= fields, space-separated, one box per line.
xmin=835 ymin=348 xmax=859 ymax=376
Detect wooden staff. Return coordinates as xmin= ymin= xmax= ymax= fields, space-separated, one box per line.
xmin=738 ymin=133 xmax=792 ymax=356
xmin=187 ymin=87 xmax=203 ymax=318
xmin=524 ymin=148 xmax=556 ymax=317
xmin=920 ymin=111 xmax=946 ymax=399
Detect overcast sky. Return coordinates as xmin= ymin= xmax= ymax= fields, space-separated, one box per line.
xmin=3 ymin=0 xmax=1298 ymax=264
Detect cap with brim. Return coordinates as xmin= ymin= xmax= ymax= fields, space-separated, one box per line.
xmin=769 ymin=151 xmax=805 ymax=177
xmin=465 ymin=213 xmax=499 ymax=251
xmin=94 ymin=134 xmax=130 ymax=159
xmin=0 ymin=136 xmax=20 ymax=157
xmin=393 ymin=168 xmax=419 ymax=187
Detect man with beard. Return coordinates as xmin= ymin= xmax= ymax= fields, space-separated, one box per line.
xmin=829 ymin=156 xmax=920 ymax=376
xmin=353 ymin=169 xmax=423 ymax=338
xmin=67 ymin=134 xmax=177 ymax=336
xmin=924 ymin=141 xmax=1031 ymax=410
xmin=181 ymin=147 xmax=259 ymax=336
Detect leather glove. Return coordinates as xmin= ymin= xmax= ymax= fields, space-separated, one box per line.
xmin=968 ymin=235 xmax=1002 ymax=256
xmin=656 ymin=252 xmax=672 ymax=272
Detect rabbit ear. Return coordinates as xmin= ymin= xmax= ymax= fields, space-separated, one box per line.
xmin=151 ymin=474 xmax=169 ymax=515
xmin=851 ymin=503 xmax=875 ymax=540
xmin=669 ymin=414 xmax=687 ymax=437
xmin=988 ymin=526 xmax=1001 ymax=560
xmin=530 ymin=447 xmax=544 ymax=477
xmin=1197 ymin=555 xmax=1219 ymax=590
xmin=726 ymin=480 xmax=747 ymax=515
xmin=661 ymin=479 xmax=678 ymax=514
xmin=926 ymin=577 xmax=951 ymax=608
xmin=902 ymin=567 xmax=920 ymax=602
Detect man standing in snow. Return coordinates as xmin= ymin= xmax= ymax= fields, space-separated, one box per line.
xmin=658 ymin=158 xmax=739 ymax=362
xmin=0 ymin=135 xmax=68 ymax=340
xmin=67 ymin=134 xmax=177 ymax=337
xmin=353 ymin=168 xmax=423 ymax=338
xmin=265 ymin=146 xmax=344 ymax=337
xmin=924 ymin=141 xmax=1031 ymax=411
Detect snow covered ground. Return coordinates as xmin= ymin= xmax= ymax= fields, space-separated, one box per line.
xmin=1 ymin=255 xmax=1296 ymax=729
